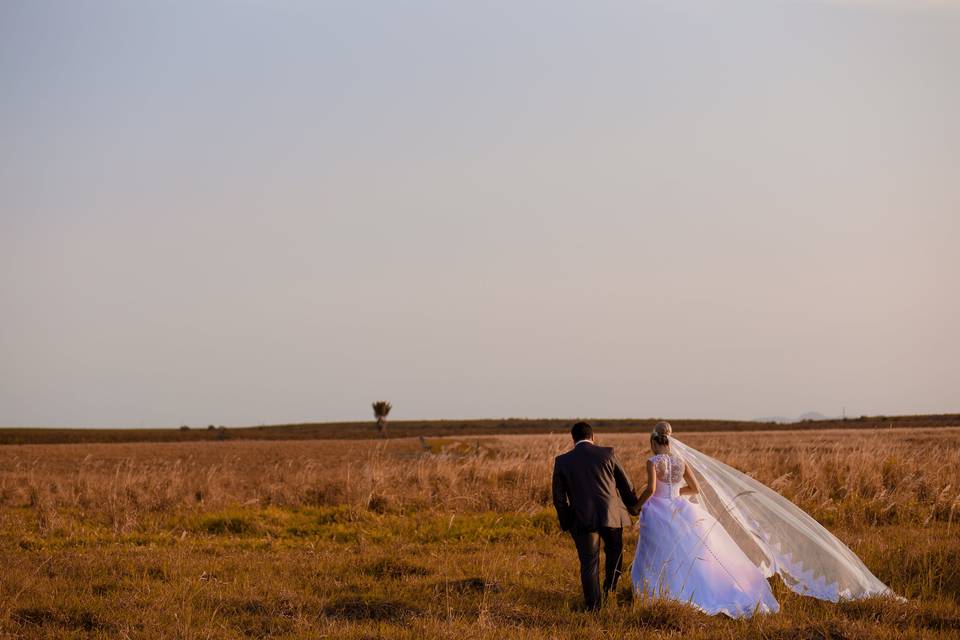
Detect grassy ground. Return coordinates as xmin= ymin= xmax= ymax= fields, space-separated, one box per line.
xmin=2 ymin=427 xmax=959 ymax=638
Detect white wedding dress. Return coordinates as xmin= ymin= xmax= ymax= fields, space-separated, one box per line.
xmin=631 ymin=441 xmax=896 ymax=618
xmin=631 ymin=451 xmax=780 ymax=617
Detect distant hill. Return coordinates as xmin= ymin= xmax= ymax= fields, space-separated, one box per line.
xmin=797 ymin=411 xmax=832 ymax=422
xmin=755 ymin=411 xmax=837 ymax=424
xmin=0 ymin=414 xmax=957 ymax=445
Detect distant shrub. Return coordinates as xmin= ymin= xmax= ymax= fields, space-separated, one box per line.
xmin=372 ymin=400 xmax=393 ymax=437
xmin=179 ymin=425 xmax=190 ymax=431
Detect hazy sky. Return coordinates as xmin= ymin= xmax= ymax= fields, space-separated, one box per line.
xmin=2 ymin=0 xmax=958 ymax=428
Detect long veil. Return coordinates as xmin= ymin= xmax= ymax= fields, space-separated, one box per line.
xmin=669 ymin=438 xmax=896 ymax=602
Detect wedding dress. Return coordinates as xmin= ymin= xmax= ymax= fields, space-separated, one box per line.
xmin=631 ymin=439 xmax=896 ymax=618
xmin=631 ymin=450 xmax=780 ymax=617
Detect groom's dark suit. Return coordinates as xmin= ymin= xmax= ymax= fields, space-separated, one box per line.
xmin=552 ymin=440 xmax=641 ymax=610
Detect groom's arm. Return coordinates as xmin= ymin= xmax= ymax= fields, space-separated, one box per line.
xmin=551 ymin=460 xmax=575 ymax=532
xmin=612 ymin=452 xmax=641 ymax=516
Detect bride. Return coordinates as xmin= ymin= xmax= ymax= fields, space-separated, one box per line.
xmin=630 ymin=421 xmax=896 ymax=618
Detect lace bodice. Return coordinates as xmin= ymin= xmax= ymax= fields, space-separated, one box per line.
xmin=651 ymin=452 xmax=685 ymax=484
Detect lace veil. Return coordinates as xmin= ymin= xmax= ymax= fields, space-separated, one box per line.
xmin=667 ymin=436 xmax=896 ymax=602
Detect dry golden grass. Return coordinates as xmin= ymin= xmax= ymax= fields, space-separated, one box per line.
xmin=1 ymin=427 xmax=959 ymax=639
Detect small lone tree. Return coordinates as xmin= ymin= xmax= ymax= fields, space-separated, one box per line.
xmin=372 ymin=401 xmax=392 ymax=437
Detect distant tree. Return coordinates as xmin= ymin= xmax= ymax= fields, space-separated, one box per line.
xmin=179 ymin=425 xmax=190 ymax=431
xmin=372 ymin=401 xmax=392 ymax=437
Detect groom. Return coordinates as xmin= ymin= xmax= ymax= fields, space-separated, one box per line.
xmin=552 ymin=421 xmax=641 ymax=611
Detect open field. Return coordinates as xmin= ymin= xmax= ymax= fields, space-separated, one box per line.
xmin=2 ymin=427 xmax=959 ymax=639
xmin=1 ymin=413 xmax=958 ymax=445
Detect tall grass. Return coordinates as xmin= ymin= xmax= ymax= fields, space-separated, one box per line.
xmin=3 ymin=429 xmax=957 ymax=526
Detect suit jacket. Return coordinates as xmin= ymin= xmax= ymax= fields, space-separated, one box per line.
xmin=552 ymin=442 xmax=640 ymax=532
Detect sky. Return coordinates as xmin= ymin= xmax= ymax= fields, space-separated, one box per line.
xmin=1 ymin=0 xmax=958 ymax=428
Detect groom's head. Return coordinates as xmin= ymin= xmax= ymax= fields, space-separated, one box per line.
xmin=571 ymin=421 xmax=593 ymax=443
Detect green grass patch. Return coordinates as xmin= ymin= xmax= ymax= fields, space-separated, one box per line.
xmin=194 ymin=511 xmax=261 ymax=535
xmin=173 ymin=506 xmax=559 ymax=544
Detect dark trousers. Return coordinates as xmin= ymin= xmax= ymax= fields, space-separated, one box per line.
xmin=570 ymin=526 xmax=624 ymax=610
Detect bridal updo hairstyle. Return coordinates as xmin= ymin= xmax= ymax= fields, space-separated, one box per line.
xmin=651 ymin=421 xmax=672 ymax=453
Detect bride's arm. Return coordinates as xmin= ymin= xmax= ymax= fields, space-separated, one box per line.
xmin=636 ymin=460 xmax=656 ymax=509
xmin=679 ymin=465 xmax=701 ymax=496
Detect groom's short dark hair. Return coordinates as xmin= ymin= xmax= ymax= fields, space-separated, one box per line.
xmin=571 ymin=421 xmax=593 ymax=442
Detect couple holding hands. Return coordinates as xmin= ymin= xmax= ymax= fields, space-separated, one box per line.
xmin=551 ymin=421 xmax=894 ymax=616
